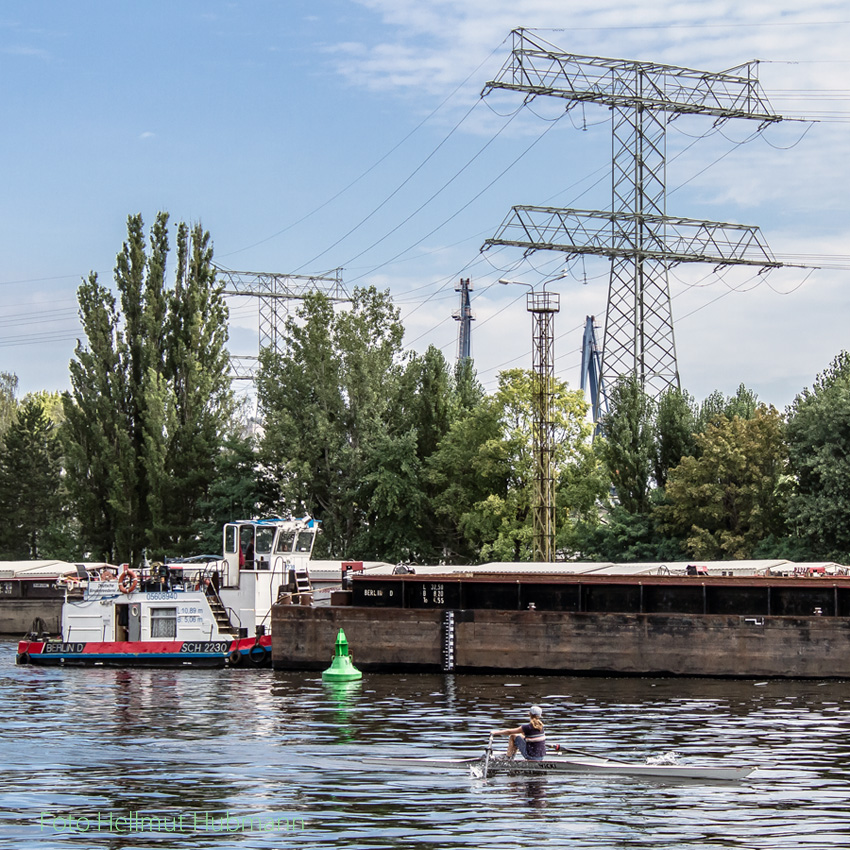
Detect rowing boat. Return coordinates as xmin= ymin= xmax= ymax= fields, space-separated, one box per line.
xmin=361 ymin=753 xmax=755 ymax=781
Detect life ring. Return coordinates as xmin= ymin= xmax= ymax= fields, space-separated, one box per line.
xmin=248 ymin=644 xmax=268 ymax=666
xmin=118 ymin=568 xmax=139 ymax=594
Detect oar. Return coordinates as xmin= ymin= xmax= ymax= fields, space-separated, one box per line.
xmin=548 ymin=742 xmax=597 ymax=757
xmin=547 ymin=743 xmax=635 ymax=765
xmin=483 ymin=732 xmax=493 ymax=779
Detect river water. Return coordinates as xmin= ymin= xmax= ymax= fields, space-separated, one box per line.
xmin=2 ymin=637 xmax=848 ymax=849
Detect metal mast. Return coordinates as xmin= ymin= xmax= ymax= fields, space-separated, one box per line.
xmin=528 ymin=288 xmax=560 ymax=563
xmin=483 ymin=29 xmax=784 ymax=397
xmin=216 ymin=268 xmax=348 ymax=381
xmin=453 ymin=278 xmax=475 ymax=363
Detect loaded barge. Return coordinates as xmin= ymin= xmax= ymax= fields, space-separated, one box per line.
xmin=271 ymin=565 xmax=850 ymax=678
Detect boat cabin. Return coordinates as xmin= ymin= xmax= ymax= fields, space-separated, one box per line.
xmin=217 ymin=516 xmax=318 ymax=635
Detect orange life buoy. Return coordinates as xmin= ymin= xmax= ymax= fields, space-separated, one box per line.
xmin=118 ymin=568 xmax=139 ymax=594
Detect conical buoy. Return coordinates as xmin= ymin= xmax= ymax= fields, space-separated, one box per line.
xmin=322 ymin=628 xmax=362 ymax=682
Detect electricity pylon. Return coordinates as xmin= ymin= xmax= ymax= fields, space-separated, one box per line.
xmin=483 ymin=29 xmax=785 ymax=397
xmin=216 ymin=268 xmax=348 ymax=381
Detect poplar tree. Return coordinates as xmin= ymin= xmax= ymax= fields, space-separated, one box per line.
xmin=0 ymin=397 xmax=63 ymax=558
xmin=597 ymin=375 xmax=656 ymax=514
xmin=63 ymin=213 xmax=231 ymax=564
xmin=0 ymin=372 xmax=17 ymax=438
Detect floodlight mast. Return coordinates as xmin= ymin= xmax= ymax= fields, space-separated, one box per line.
xmin=501 ymin=276 xmax=562 ymax=563
xmin=483 ymin=29 xmax=784 ymax=398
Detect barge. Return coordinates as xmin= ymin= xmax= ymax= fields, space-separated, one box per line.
xmin=271 ymin=567 xmax=850 ymax=678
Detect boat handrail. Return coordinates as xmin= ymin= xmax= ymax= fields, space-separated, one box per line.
xmin=223 ymin=606 xmax=242 ymax=629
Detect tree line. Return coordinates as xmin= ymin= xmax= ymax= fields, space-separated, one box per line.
xmin=2 ymin=213 xmax=850 ymax=565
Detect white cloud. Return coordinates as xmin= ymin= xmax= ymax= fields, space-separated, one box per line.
xmin=2 ymin=44 xmax=50 ymax=60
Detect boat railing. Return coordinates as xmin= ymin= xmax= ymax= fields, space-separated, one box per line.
xmin=76 ymin=559 xmax=228 ymax=596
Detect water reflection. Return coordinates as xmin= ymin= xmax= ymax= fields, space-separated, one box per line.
xmin=322 ymin=679 xmax=361 ymax=743
xmin=506 ymin=776 xmax=549 ymax=809
xmin=3 ymin=640 xmax=850 ymax=849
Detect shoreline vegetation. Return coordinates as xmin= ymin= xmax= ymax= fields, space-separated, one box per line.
xmin=2 ymin=213 xmax=849 ymax=568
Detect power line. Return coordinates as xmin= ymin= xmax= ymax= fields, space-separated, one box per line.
xmin=218 ymin=39 xmax=510 ymax=260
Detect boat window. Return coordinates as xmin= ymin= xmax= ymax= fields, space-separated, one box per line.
xmin=274 ymin=530 xmax=295 ymax=554
xmin=295 ymin=530 xmax=314 ymax=553
xmin=224 ymin=525 xmax=238 ymax=555
xmin=150 ymin=607 xmax=177 ymax=639
xmin=255 ymin=526 xmax=274 ymax=555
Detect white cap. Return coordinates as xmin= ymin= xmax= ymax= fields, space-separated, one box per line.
xmin=530 ymin=705 xmax=543 ymax=716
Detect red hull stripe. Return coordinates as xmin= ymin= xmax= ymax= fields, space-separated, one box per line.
xmin=18 ymin=636 xmax=271 ymax=656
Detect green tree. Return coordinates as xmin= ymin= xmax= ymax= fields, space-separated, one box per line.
xmin=697 ymin=384 xmax=759 ymax=431
xmin=426 ymin=395 xmax=505 ymax=562
xmin=0 ymin=397 xmax=63 ymax=558
xmin=156 ymin=223 xmax=232 ymax=554
xmin=430 ymin=369 xmax=591 ymax=562
xmin=195 ymin=426 xmax=265 ymax=554
xmin=0 ymin=372 xmax=17 ymax=438
xmin=257 ymin=287 xmax=406 ymax=558
xmin=376 ymin=347 xmax=485 ymax=562
xmin=786 ymin=351 xmax=850 ymax=560
xmin=567 ymin=499 xmax=688 ymax=563
xmin=597 ymin=375 xmax=656 ymax=514
xmin=655 ymin=387 xmax=697 ymax=488
xmin=63 ymin=213 xmax=231 ymax=564
xmin=659 ymin=406 xmax=789 ymax=559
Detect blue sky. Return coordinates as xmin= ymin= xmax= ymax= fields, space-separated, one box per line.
xmin=2 ymin=0 xmax=848 ymax=409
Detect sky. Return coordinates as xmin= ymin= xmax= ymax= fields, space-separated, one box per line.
xmin=1 ymin=0 xmax=848 ymax=411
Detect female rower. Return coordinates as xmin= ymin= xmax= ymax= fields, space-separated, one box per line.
xmin=491 ymin=704 xmax=546 ymax=760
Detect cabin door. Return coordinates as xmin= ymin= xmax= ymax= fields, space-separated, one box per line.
xmin=115 ymin=604 xmax=128 ymax=641
xmin=128 ymin=603 xmax=141 ymax=641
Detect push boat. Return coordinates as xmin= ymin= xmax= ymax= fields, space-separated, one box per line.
xmin=16 ymin=516 xmax=320 ymax=668
xmin=361 ymin=752 xmax=755 ymax=782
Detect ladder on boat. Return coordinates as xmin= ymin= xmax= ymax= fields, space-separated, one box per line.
xmin=290 ymin=565 xmax=312 ymax=595
xmin=207 ymin=593 xmax=240 ymax=638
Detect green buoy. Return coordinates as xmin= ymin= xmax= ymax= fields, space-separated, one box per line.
xmin=322 ymin=628 xmax=362 ymax=682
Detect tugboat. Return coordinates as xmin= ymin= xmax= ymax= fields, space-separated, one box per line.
xmin=16 ymin=516 xmax=318 ymax=668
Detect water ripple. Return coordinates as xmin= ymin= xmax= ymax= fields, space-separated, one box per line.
xmin=2 ymin=640 xmax=849 ymax=848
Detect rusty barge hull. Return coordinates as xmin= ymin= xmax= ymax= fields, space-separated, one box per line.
xmin=272 ymin=574 xmax=850 ymax=678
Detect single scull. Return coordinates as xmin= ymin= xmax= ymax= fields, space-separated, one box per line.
xmin=361 ymin=753 xmax=755 ymax=781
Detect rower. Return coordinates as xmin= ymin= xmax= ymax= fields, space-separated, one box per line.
xmin=491 ymin=705 xmax=546 ymax=761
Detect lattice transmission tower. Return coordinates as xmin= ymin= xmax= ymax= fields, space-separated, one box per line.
xmin=216 ymin=268 xmax=348 ymax=381
xmin=483 ymin=29 xmax=786 ymax=398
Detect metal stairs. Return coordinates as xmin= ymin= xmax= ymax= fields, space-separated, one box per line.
xmin=207 ymin=594 xmax=239 ymax=638
xmin=291 ymin=565 xmax=312 ymax=595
